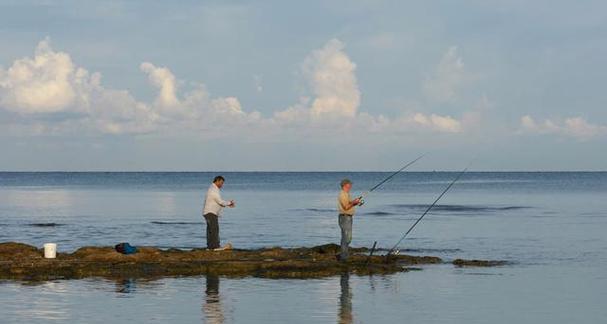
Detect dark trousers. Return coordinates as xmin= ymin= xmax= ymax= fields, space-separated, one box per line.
xmin=339 ymin=214 xmax=353 ymax=260
xmin=204 ymin=213 xmax=220 ymax=249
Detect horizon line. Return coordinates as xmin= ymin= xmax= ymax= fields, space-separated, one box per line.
xmin=1 ymin=170 xmax=606 ymax=173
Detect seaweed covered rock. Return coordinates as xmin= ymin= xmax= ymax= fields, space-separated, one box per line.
xmin=306 ymin=243 xmax=369 ymax=255
xmin=0 ymin=242 xmax=504 ymax=281
xmin=0 ymin=242 xmax=42 ymax=260
xmin=309 ymin=243 xmax=341 ymax=254
xmin=72 ymin=246 xmax=163 ymax=262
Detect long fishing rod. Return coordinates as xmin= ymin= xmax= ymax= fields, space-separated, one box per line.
xmin=358 ymin=154 xmax=425 ymax=205
xmin=386 ymin=166 xmax=469 ymax=256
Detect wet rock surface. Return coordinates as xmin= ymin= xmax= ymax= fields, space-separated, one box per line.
xmin=0 ymin=242 xmax=503 ymax=281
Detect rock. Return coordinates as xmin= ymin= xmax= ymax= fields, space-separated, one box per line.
xmin=309 ymin=243 xmax=341 ymax=254
xmin=452 ymin=259 xmax=508 ymax=267
xmin=0 ymin=242 xmax=43 ymax=260
xmin=0 ymin=241 xmax=498 ymax=281
xmin=307 ymin=243 xmax=369 ymax=254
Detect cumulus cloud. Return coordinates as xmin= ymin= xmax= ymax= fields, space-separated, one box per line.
xmin=520 ymin=115 xmax=607 ymax=139
xmin=85 ymin=87 xmax=160 ymax=135
xmin=1 ymin=38 xmax=469 ymax=138
xmin=0 ymin=39 xmax=265 ymax=135
xmin=423 ymin=46 xmax=465 ymax=103
xmin=0 ymin=38 xmax=89 ymax=113
xmin=271 ymin=39 xmax=361 ymax=125
xmin=274 ymin=39 xmax=466 ymax=133
xmin=0 ymin=38 xmax=159 ymax=134
xmin=302 ymin=39 xmax=360 ymax=119
xmin=140 ymin=62 xmax=179 ymax=107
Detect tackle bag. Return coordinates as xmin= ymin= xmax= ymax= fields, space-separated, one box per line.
xmin=115 ymin=242 xmax=138 ymax=255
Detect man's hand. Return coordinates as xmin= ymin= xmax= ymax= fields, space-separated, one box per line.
xmin=357 ymin=196 xmax=364 ymax=206
xmin=228 ymin=200 xmax=236 ymax=208
xmin=352 ymin=198 xmax=361 ymax=206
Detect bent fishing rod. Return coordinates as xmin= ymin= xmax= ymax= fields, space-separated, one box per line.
xmin=386 ymin=166 xmax=469 ymax=257
xmin=357 ymin=154 xmax=425 ymax=205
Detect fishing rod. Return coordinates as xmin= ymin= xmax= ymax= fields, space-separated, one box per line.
xmin=386 ymin=166 xmax=469 ymax=257
xmin=357 ymin=154 xmax=425 ymax=205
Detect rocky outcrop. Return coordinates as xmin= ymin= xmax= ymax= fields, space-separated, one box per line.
xmin=0 ymin=242 xmax=503 ymax=281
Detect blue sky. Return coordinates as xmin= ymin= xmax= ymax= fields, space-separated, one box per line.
xmin=0 ymin=0 xmax=605 ymax=171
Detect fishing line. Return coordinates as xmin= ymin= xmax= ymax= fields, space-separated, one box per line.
xmin=358 ymin=154 xmax=425 ymax=205
xmin=386 ymin=165 xmax=469 ymax=257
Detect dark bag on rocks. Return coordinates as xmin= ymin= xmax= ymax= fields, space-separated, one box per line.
xmin=115 ymin=242 xmax=137 ymax=255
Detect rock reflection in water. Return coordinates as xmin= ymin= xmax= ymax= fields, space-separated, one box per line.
xmin=115 ymin=278 xmax=136 ymax=295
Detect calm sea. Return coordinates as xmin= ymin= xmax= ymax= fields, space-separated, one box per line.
xmin=0 ymin=172 xmax=606 ymax=323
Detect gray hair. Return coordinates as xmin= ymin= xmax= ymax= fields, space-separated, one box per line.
xmin=340 ymin=179 xmax=352 ymax=188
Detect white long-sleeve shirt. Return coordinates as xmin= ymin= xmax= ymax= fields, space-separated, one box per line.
xmin=203 ymin=183 xmax=230 ymax=216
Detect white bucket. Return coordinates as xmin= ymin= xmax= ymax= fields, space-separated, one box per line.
xmin=43 ymin=243 xmax=57 ymax=259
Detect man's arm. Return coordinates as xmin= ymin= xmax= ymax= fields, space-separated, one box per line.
xmin=213 ymin=191 xmax=234 ymax=207
xmin=339 ymin=194 xmax=361 ymax=210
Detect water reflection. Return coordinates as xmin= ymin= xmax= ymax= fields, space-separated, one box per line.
xmin=155 ymin=192 xmax=177 ymax=217
xmin=112 ymin=278 xmax=165 ymax=297
xmin=2 ymin=189 xmax=72 ymax=207
xmin=203 ymin=275 xmax=225 ymax=324
xmin=115 ymin=278 xmax=136 ymax=295
xmin=339 ymin=273 xmax=353 ymax=324
xmin=12 ymin=281 xmax=70 ymax=321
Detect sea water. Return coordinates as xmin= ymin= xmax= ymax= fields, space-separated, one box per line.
xmin=0 ymin=172 xmax=606 ymax=323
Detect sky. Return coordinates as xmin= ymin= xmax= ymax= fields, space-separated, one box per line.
xmin=0 ymin=0 xmax=606 ymax=171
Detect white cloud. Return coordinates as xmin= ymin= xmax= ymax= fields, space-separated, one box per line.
xmin=0 ymin=39 xmax=266 ymax=135
xmin=355 ymin=112 xmax=462 ymax=134
xmin=0 ymin=38 xmax=88 ymax=113
xmin=302 ymin=39 xmax=360 ymax=120
xmin=412 ymin=113 xmax=462 ymax=132
xmin=563 ymin=117 xmax=605 ymax=138
xmin=274 ymin=39 xmax=466 ymax=133
xmin=140 ymin=62 xmax=179 ymax=107
xmin=86 ymin=87 xmax=160 ymax=135
xmin=520 ymin=115 xmax=558 ymax=133
xmin=1 ymin=38 xmax=469 ymax=138
xmin=520 ymin=115 xmax=607 ymax=139
xmin=0 ymin=38 xmax=159 ymax=135
xmin=423 ymin=46 xmax=465 ymax=103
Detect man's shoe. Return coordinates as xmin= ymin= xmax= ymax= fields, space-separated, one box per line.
xmin=213 ymin=242 xmax=233 ymax=251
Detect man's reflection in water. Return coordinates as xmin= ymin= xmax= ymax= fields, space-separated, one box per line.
xmin=203 ymin=275 xmax=225 ymax=324
xmin=339 ymin=272 xmax=353 ymax=324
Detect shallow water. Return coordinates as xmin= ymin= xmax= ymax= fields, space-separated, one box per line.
xmin=1 ymin=172 xmax=606 ymax=323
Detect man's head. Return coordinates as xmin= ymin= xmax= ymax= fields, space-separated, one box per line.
xmin=340 ymin=179 xmax=352 ymax=192
xmin=213 ymin=175 xmax=225 ymax=189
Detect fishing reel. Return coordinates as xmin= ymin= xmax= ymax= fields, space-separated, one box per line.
xmin=357 ymin=196 xmax=365 ymax=206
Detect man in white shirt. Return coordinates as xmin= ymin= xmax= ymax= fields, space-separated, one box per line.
xmin=203 ymin=175 xmax=235 ymax=250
